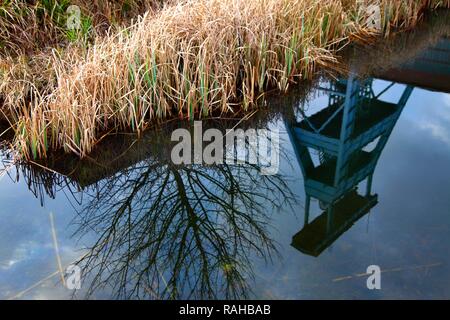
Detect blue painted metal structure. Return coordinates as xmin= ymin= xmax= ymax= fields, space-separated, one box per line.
xmin=287 ymin=75 xmax=414 ymax=256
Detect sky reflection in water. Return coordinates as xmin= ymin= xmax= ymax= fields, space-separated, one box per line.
xmin=0 ymin=35 xmax=450 ymax=300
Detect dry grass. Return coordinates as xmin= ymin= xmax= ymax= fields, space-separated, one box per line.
xmin=1 ymin=0 xmax=449 ymax=159
xmin=0 ymin=0 xmax=167 ymax=56
xmin=351 ymin=9 xmax=450 ymax=77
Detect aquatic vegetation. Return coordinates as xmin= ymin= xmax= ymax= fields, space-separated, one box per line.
xmin=0 ymin=0 xmax=167 ymax=55
xmin=0 ymin=0 xmax=449 ymax=159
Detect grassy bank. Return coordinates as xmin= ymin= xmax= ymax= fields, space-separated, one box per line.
xmin=1 ymin=0 xmax=449 ymax=159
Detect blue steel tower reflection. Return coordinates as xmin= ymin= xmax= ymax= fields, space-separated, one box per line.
xmin=287 ymin=75 xmax=413 ymax=257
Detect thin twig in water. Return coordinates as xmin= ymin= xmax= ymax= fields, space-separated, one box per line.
xmin=49 ymin=211 xmax=66 ymax=287
xmin=332 ymin=262 xmax=443 ymax=282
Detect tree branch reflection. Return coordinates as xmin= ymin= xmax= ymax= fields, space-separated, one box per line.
xmin=73 ymin=158 xmax=295 ymax=299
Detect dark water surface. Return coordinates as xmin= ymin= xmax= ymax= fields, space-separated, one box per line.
xmin=1 ymin=21 xmax=450 ymax=300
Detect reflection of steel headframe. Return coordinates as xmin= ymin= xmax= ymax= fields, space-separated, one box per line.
xmin=286 ymin=75 xmax=413 ymax=257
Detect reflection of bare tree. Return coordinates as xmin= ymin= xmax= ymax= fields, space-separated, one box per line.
xmin=2 ymin=108 xmax=298 ymax=299
xmin=73 ymin=159 xmax=295 ymax=299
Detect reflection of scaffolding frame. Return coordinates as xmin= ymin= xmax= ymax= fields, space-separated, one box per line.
xmin=286 ymin=75 xmax=413 ymax=257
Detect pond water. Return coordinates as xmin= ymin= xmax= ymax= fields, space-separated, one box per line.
xmin=1 ymin=20 xmax=449 ymax=300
